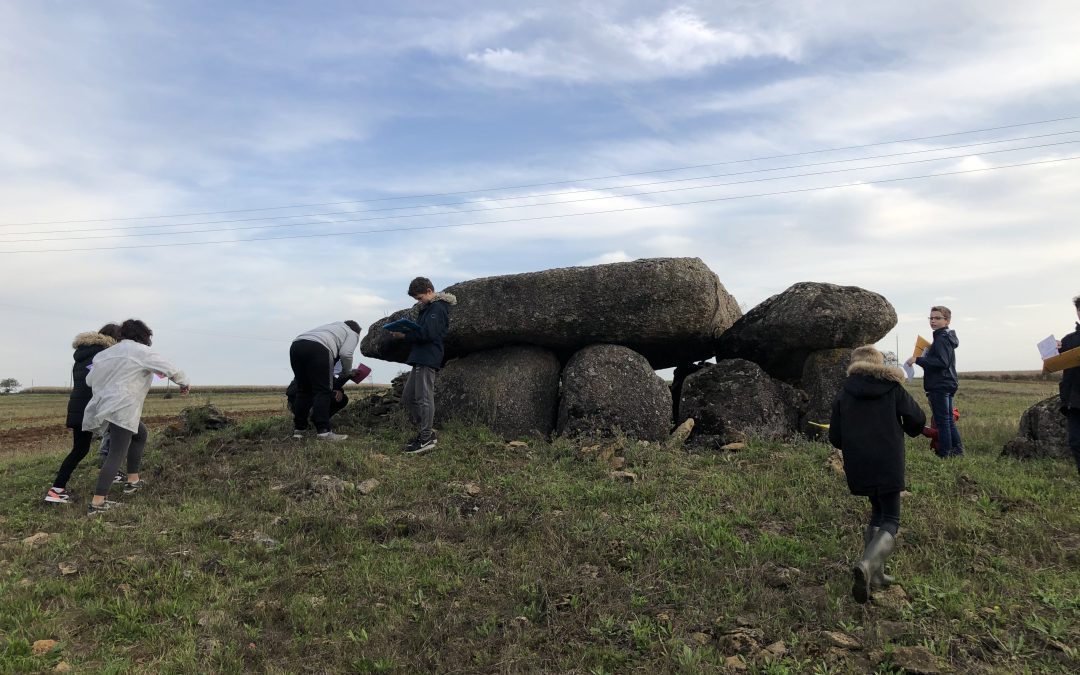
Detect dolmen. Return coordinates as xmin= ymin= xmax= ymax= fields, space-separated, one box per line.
xmin=361 ymin=258 xmax=898 ymax=445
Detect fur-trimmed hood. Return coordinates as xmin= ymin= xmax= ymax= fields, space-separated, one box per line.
xmin=846 ymin=360 xmax=905 ymax=383
xmin=842 ymin=360 xmax=905 ymax=400
xmin=415 ymin=292 xmax=457 ymax=308
xmin=72 ymin=332 xmax=116 ymax=349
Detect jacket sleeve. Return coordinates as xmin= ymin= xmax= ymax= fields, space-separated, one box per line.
xmin=915 ymin=336 xmax=948 ymax=370
xmin=827 ymin=397 xmax=842 ymax=449
xmin=404 ymin=303 xmax=449 ymax=345
xmin=139 ymin=350 xmax=190 ymax=387
xmin=896 ymin=388 xmax=927 ymax=437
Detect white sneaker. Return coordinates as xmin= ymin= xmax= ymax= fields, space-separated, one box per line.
xmin=316 ymin=431 xmax=348 ymax=442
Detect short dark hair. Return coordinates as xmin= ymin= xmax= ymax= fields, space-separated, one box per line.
xmin=408 ymin=277 xmax=434 ymax=297
xmin=98 ymin=323 xmax=122 ymax=341
xmin=121 ymin=319 xmax=153 ymax=346
xmin=930 ymin=305 xmax=952 ymax=321
xmin=1074 ymin=295 xmax=1080 ymax=310
xmin=344 ymin=320 xmax=361 ymax=333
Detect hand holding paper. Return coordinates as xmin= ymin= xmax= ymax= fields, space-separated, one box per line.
xmin=1036 ymin=335 xmax=1058 ymax=360
xmin=912 ymin=335 xmax=931 ymax=359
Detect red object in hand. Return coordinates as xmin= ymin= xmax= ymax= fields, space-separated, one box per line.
xmin=922 ymin=408 xmax=959 ymax=451
xmin=349 ymin=364 xmax=372 ymax=383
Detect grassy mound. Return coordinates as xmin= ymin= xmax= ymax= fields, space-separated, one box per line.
xmin=1 ymin=382 xmax=1078 ymax=673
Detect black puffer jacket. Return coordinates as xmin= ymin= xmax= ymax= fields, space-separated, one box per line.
xmin=405 ymin=292 xmax=457 ymax=370
xmin=66 ymin=332 xmax=116 ymax=429
xmin=829 ymin=360 xmax=926 ymax=496
xmin=916 ymin=327 xmax=959 ymax=393
xmin=1060 ymin=323 xmax=1080 ymax=412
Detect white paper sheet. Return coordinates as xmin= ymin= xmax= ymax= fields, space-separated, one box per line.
xmin=1037 ymin=335 xmax=1058 ymax=360
xmin=902 ymin=362 xmax=915 ymax=381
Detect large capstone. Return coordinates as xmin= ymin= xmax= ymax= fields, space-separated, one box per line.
xmin=361 ymin=257 xmax=741 ymax=369
xmin=557 ymin=344 xmax=672 ymax=441
xmin=434 ymin=346 xmax=561 ymax=440
xmin=1001 ymin=395 xmax=1070 ymax=461
xmin=678 ymin=358 xmax=808 ymax=446
xmin=715 ymin=282 xmax=896 ymax=383
xmin=800 ymin=348 xmax=853 ymax=435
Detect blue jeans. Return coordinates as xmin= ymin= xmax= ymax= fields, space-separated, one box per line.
xmin=926 ymin=391 xmax=962 ymax=457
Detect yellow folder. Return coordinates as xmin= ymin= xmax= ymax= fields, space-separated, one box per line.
xmin=1043 ymin=346 xmax=1080 ymax=373
xmin=912 ymin=335 xmax=931 ymax=359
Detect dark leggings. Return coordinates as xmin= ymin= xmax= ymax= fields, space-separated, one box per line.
xmin=1067 ymin=409 xmax=1080 ymax=475
xmin=52 ymin=429 xmax=94 ymax=489
xmin=94 ymin=422 xmax=148 ymax=496
xmin=869 ymin=492 xmax=901 ymax=536
xmin=289 ymin=340 xmax=334 ymax=433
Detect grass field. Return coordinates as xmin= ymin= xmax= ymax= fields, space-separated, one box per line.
xmin=1 ymin=380 xmax=1077 ymax=673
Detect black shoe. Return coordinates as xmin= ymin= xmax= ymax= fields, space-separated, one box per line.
xmin=404 ymin=432 xmax=437 ymax=455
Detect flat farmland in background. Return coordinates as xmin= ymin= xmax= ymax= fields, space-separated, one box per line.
xmin=0 ymin=390 xmax=292 ymax=458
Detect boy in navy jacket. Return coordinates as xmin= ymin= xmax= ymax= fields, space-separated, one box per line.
xmin=390 ymin=277 xmax=457 ymax=454
xmin=906 ymin=305 xmax=963 ymax=458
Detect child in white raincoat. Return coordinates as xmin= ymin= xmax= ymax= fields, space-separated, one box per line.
xmin=82 ymin=319 xmax=190 ymax=514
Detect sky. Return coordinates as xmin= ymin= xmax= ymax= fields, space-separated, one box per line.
xmin=2 ymin=0 xmax=1079 ymax=388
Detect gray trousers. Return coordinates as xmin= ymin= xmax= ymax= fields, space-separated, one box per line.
xmin=95 ymin=422 xmax=147 ymax=496
xmin=402 ymin=365 xmax=436 ymax=439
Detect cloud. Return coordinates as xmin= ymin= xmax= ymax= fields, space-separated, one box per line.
xmin=464 ymin=6 xmax=800 ymax=83
xmin=580 ymin=250 xmax=632 ymax=266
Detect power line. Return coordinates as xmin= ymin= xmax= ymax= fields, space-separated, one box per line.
xmin=6 ymin=129 xmax=1077 ymax=238
xmin=3 ymin=114 xmax=1079 ymax=228
xmin=6 ymin=139 xmax=1078 ymax=244
xmin=3 ymin=154 xmax=1076 ymax=254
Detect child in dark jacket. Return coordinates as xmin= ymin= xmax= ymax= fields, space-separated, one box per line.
xmin=44 ymin=323 xmax=122 ymax=504
xmin=1057 ymin=295 xmax=1080 ymax=475
xmin=389 ymin=276 xmax=457 ymax=455
xmin=906 ymin=305 xmax=963 ymax=457
xmin=830 ymin=345 xmax=926 ymax=604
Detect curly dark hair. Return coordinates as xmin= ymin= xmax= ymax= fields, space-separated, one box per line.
xmin=407 ymin=277 xmax=434 ymax=298
xmin=1074 ymin=295 xmax=1080 ymax=310
xmin=120 ymin=319 xmax=153 ymax=346
xmin=98 ymin=323 xmax=122 ymax=341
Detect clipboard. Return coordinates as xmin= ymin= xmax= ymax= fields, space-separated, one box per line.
xmin=1043 ymin=346 xmax=1080 ymax=373
xmin=912 ymin=335 xmax=931 ymax=359
xmin=383 ymin=318 xmax=422 ymax=333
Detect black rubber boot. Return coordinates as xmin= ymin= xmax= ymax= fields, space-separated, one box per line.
xmin=863 ymin=526 xmax=895 ymax=589
xmin=852 ymin=529 xmax=895 ymax=604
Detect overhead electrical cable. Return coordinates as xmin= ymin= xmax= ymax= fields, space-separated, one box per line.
xmin=3 ymin=154 xmax=1076 ymax=254
xmin=4 ymin=139 xmax=1077 ymax=244
xmin=5 ymin=129 xmax=1078 ymax=238
xmin=2 ymin=114 xmax=1079 ymax=228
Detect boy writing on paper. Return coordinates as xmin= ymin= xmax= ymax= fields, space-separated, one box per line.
xmin=1056 ymin=295 xmax=1080 ymax=475
xmin=905 ymin=306 xmax=964 ymax=458
xmin=388 ymin=277 xmax=456 ymax=455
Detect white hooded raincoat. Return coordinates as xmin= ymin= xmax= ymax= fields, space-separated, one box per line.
xmin=82 ymin=340 xmax=190 ymax=433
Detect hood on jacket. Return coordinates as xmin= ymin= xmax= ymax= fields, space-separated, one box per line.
xmin=415 ymin=292 xmax=457 ymax=308
xmin=72 ymin=332 xmax=117 ymax=349
xmin=843 ymin=360 xmax=905 ymax=399
xmin=936 ymin=328 xmax=959 ymax=348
